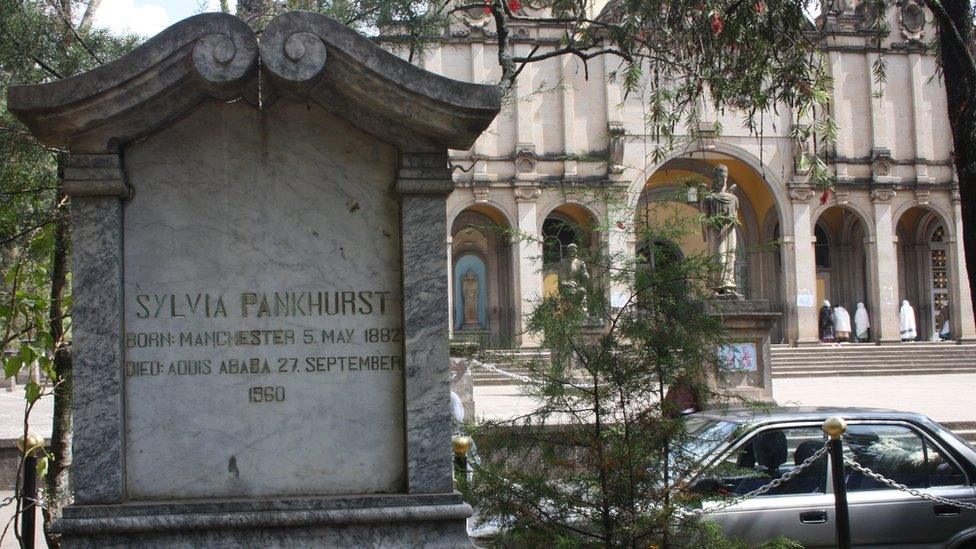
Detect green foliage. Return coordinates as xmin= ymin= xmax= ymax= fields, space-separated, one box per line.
xmin=462 ymin=199 xmax=770 ymax=547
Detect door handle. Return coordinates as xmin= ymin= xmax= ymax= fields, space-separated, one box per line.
xmin=799 ymin=510 xmax=828 ymax=524
xmin=934 ymin=503 xmax=961 ymax=516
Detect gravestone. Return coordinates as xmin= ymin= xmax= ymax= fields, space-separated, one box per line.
xmin=9 ymin=12 xmax=500 ymax=546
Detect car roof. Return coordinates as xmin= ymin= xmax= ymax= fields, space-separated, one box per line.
xmin=693 ymin=406 xmax=937 ymax=427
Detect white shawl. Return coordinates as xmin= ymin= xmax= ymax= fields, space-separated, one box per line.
xmin=854 ymin=303 xmax=870 ymax=336
xmin=832 ymin=306 xmax=852 ymax=332
xmin=899 ymin=300 xmax=917 ymax=339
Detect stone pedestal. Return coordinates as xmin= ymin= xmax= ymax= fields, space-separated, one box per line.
xmin=707 ymin=297 xmax=780 ymax=403
xmin=8 ymin=11 xmax=500 ymax=547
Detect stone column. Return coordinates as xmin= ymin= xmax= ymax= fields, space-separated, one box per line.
xmin=396 ymin=151 xmax=455 ymax=494
xmin=514 ymin=186 xmax=542 ymax=347
xmin=606 ymin=186 xmax=634 ymax=309
xmin=62 ymin=153 xmax=128 ymax=504
xmin=950 ymin=190 xmax=976 ymax=340
xmin=871 ymin=189 xmax=901 ymax=341
xmin=790 ymin=188 xmax=818 ymax=343
xmin=446 ymin=236 xmax=454 ymax=337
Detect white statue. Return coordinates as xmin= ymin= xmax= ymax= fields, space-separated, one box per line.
xmin=461 ymin=269 xmax=480 ymax=329
xmin=700 ymin=164 xmax=739 ymax=294
xmin=560 ymin=243 xmax=590 ymax=310
xmin=854 ymin=302 xmax=870 ymax=342
xmin=899 ymin=300 xmax=917 ymax=341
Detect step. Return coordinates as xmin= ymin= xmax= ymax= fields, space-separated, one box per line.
xmin=772 ymin=367 xmax=976 ymax=378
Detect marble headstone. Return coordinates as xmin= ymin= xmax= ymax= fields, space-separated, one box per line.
xmin=9 ymin=11 xmax=500 ymax=546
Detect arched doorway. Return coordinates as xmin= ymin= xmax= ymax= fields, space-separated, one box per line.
xmin=541 ymin=204 xmax=599 ymax=297
xmin=812 ymin=205 xmax=871 ymax=330
xmin=635 ymin=156 xmax=786 ymax=339
xmin=897 ymin=207 xmax=951 ymax=340
xmin=450 ymin=205 xmax=516 ymax=348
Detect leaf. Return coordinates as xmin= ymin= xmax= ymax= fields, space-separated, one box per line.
xmin=35 ymin=455 xmax=48 ymax=478
xmin=25 ymin=381 xmax=41 ymax=404
xmin=3 ymin=356 xmax=23 ymax=379
xmin=37 ymin=356 xmax=56 ymax=382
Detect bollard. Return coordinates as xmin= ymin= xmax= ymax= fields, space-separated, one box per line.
xmin=823 ymin=416 xmax=851 ymax=549
xmin=16 ymin=433 xmax=42 ymax=549
xmin=452 ymin=435 xmax=473 ymax=484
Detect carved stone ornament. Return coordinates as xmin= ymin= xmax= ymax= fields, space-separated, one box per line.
xmin=834 ymin=189 xmax=851 ymax=205
xmin=870 ymin=188 xmax=897 ymax=203
xmin=871 ymin=148 xmax=894 ymax=179
xmin=473 ymin=185 xmax=490 ymax=204
xmin=789 ymin=187 xmax=817 ymax=202
xmin=515 ymin=144 xmax=537 ymax=174
xmin=7 ymin=12 xmax=502 ymax=153
xmin=607 ymin=122 xmax=626 ymax=175
xmin=513 ymin=187 xmax=541 ymax=201
xmin=951 ymin=188 xmax=962 ymax=203
xmin=914 ymin=188 xmax=931 ymax=206
xmin=855 ymin=0 xmax=881 ymax=30
xmin=899 ymin=0 xmax=926 ymax=40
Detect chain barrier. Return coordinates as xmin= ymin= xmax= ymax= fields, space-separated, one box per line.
xmin=677 ymin=441 xmax=832 ymax=520
xmin=470 ymin=361 xmax=533 ymax=384
xmin=843 ymin=457 xmax=976 ymax=511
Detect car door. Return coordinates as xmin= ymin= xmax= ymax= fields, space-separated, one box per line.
xmin=841 ymin=422 xmax=976 ymax=547
xmin=703 ymin=425 xmax=837 ymax=547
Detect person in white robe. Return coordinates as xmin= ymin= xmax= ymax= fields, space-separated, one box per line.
xmin=832 ymin=305 xmax=852 ymax=342
xmin=899 ymin=300 xmax=917 ymax=341
xmin=854 ymin=302 xmax=870 ymax=342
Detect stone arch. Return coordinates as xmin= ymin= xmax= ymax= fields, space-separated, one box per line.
xmin=811 ymin=204 xmax=875 ymax=339
xmin=450 ymin=204 xmax=517 ymax=348
xmin=447 ymin=198 xmax=517 ymax=234
xmin=895 ymin=204 xmax=956 ymax=340
xmin=626 ymin=142 xmax=792 ymax=239
xmin=539 ymin=202 xmax=601 ymax=298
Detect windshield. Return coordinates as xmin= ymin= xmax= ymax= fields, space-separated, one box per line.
xmin=681 ymin=417 xmax=739 ymax=462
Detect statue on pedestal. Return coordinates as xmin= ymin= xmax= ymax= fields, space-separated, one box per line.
xmin=699 ymin=164 xmax=739 ymax=295
xmin=560 ymin=243 xmax=590 ymax=311
xmin=461 ymin=269 xmax=480 ymax=329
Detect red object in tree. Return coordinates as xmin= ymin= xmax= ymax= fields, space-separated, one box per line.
xmin=483 ymin=0 xmax=492 ymax=14
xmin=820 ymin=189 xmax=830 ymax=204
xmin=710 ymin=13 xmax=724 ymax=35
xmin=508 ymin=0 xmax=522 ymax=10
xmin=754 ymin=1 xmax=767 ymax=14
xmin=616 ymin=221 xmax=626 ymax=230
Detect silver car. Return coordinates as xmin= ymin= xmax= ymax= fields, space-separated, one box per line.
xmin=687 ymin=407 xmax=976 ymax=548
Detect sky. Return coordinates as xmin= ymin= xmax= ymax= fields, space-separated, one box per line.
xmin=92 ymin=0 xmax=236 ymax=37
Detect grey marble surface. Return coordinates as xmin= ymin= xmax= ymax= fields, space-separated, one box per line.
xmin=121 ymin=100 xmax=405 ymax=499
xmin=401 ymin=194 xmax=454 ymax=495
xmin=70 ymin=196 xmax=125 ymax=504
xmin=56 ymin=494 xmax=472 ymax=548
xmin=7 ymin=12 xmax=500 ymax=154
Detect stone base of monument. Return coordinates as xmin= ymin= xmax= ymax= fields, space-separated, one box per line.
xmin=452 ymin=328 xmax=491 ymax=348
xmin=706 ymin=297 xmax=781 ymax=403
xmin=54 ymin=494 xmax=471 ymax=547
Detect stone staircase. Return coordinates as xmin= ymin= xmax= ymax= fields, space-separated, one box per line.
xmin=469 ymin=350 xmax=550 ymax=386
xmin=770 ymin=342 xmax=976 ymax=378
xmin=942 ymin=422 xmax=976 ymax=446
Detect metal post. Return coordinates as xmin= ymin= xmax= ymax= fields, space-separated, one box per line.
xmin=823 ymin=416 xmax=851 ymax=549
xmin=21 ymin=454 xmax=36 ymax=549
xmin=452 ymin=435 xmax=473 ymax=485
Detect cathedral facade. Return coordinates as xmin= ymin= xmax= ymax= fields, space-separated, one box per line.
xmin=419 ymin=2 xmax=976 ymax=347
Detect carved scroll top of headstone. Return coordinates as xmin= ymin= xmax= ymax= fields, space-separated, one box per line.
xmin=8 ymin=11 xmax=502 ymax=153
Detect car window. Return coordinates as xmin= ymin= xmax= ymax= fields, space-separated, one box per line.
xmin=923 ymin=441 xmax=967 ymax=487
xmin=705 ymin=426 xmax=827 ymax=496
xmin=843 ymin=424 xmax=966 ymax=490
